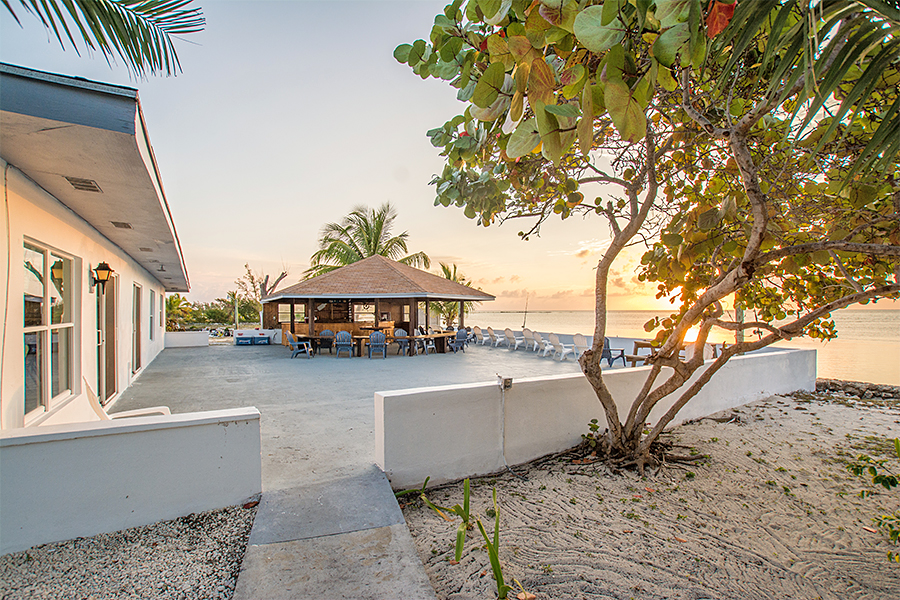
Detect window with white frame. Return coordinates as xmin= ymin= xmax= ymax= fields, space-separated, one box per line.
xmin=24 ymin=241 xmax=74 ymax=417
xmin=149 ymin=291 xmax=155 ymax=341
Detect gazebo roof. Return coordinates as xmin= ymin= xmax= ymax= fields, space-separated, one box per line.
xmin=263 ymin=255 xmax=495 ymax=303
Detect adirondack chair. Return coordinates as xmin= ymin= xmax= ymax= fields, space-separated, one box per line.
xmin=393 ymin=328 xmax=410 ymax=355
xmin=531 ymin=331 xmax=553 ymax=355
xmin=473 ymin=326 xmax=487 ymax=345
xmin=286 ymin=332 xmax=313 ymax=359
xmin=486 ymin=327 xmax=503 ymax=347
xmin=522 ymin=328 xmax=535 ymax=351
xmin=318 ymin=329 xmax=335 ymax=354
xmin=334 ymin=330 xmax=353 ymax=358
xmin=416 ymin=327 xmax=436 ymax=355
xmin=548 ymin=333 xmax=575 ymax=361
xmin=449 ymin=329 xmax=468 ymax=353
xmin=573 ymin=333 xmax=589 ymax=358
xmin=601 ymin=338 xmax=626 ymax=367
xmin=504 ymin=328 xmax=526 ymax=350
xmin=368 ymin=331 xmax=387 ymax=358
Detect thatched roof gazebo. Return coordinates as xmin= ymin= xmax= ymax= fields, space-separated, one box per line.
xmin=261 ymin=255 xmax=494 ymax=338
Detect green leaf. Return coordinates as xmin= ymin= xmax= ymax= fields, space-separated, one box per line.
xmin=697 ymin=208 xmax=720 ymax=231
xmin=545 ymin=104 xmax=581 ymax=118
xmin=656 ymin=62 xmax=678 ymax=91
xmin=409 ymin=39 xmax=427 ymax=66
xmin=655 ymin=0 xmax=694 ymax=29
xmin=573 ymin=7 xmax=625 ymax=53
xmin=487 ymin=34 xmax=515 ymax=70
xmin=604 ymin=79 xmax=646 ymax=142
xmin=602 ymin=0 xmax=620 ymax=26
xmin=578 ymin=81 xmax=593 ymax=155
xmin=652 ymin=23 xmax=690 ymax=68
xmin=472 ymin=61 xmax=507 ymax=108
xmin=393 ymin=44 xmax=412 ymax=63
xmin=662 ymin=233 xmax=684 ymax=247
xmin=533 ymin=100 xmax=563 ymax=164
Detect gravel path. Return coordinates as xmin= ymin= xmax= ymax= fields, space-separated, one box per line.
xmin=0 ymin=500 xmax=258 ymax=600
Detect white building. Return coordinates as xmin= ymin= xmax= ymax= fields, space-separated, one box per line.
xmin=0 ymin=63 xmax=190 ymax=430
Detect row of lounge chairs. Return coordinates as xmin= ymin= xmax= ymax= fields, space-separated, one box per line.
xmin=470 ymin=326 xmax=626 ymax=366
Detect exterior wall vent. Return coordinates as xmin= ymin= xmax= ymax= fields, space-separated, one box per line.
xmin=139 ymin=247 xmax=154 ymax=252
xmin=110 ymin=221 xmax=133 ymax=229
xmin=65 ymin=176 xmax=102 ymax=192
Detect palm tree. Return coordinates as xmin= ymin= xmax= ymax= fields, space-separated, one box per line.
xmin=165 ymin=293 xmax=192 ymax=330
xmin=433 ymin=262 xmax=479 ymax=327
xmin=304 ymin=202 xmax=430 ymax=279
xmin=3 ymin=0 xmax=204 ymax=77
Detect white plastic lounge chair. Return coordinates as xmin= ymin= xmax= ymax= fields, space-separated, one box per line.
xmin=531 ymin=331 xmax=553 ymax=355
xmin=573 ymin=333 xmax=589 ymax=358
xmin=84 ymin=377 xmax=170 ymax=420
xmin=504 ymin=328 xmax=526 ymax=350
xmin=473 ymin=326 xmax=487 ymax=345
xmin=548 ymin=333 xmax=575 ymax=361
xmin=486 ymin=327 xmax=503 ymax=347
xmin=522 ymin=328 xmax=535 ymax=350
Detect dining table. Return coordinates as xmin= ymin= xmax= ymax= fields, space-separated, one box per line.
xmin=391 ymin=331 xmax=457 ymax=356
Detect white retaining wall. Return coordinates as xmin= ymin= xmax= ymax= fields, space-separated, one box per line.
xmin=376 ymin=348 xmax=815 ymax=489
xmin=164 ymin=331 xmax=210 ymax=348
xmin=0 ymin=407 xmax=261 ymax=555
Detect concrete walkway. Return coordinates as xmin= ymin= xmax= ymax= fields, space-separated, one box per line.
xmin=112 ymin=340 xmax=582 ymax=598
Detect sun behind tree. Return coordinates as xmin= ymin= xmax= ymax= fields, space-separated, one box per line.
xmin=304 ymin=202 xmax=431 ymax=279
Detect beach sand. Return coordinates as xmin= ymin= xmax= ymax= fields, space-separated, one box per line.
xmin=401 ymin=387 xmax=900 ymax=600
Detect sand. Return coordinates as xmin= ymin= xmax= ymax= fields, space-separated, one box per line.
xmin=401 ymin=387 xmax=900 ymax=600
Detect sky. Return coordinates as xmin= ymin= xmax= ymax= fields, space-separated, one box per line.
xmin=1 ymin=1 xmax=893 ymax=313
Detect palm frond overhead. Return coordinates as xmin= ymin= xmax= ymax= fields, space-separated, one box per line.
xmin=303 ymin=202 xmax=431 ymax=279
xmin=713 ymin=0 xmax=900 ymax=180
xmin=3 ymin=0 xmax=204 ymax=76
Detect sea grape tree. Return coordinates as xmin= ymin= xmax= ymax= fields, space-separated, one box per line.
xmin=397 ymin=0 xmax=900 ymax=469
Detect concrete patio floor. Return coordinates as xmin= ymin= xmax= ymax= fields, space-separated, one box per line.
xmin=112 ymin=341 xmax=583 ymax=599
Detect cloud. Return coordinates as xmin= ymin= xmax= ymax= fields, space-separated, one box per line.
xmin=509 ymin=275 xmax=521 ymax=283
xmin=499 ymin=288 xmax=529 ymax=298
xmin=549 ymin=290 xmax=574 ymax=299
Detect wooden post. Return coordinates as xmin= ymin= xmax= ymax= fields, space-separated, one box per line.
xmin=307 ymin=299 xmax=315 ymax=336
xmin=425 ymin=300 xmax=430 ymax=331
xmin=374 ymin=299 xmax=380 ymax=326
xmin=409 ymin=298 xmax=418 ymax=333
xmin=290 ymin=302 xmax=295 ymax=335
xmin=459 ymin=301 xmax=465 ymax=328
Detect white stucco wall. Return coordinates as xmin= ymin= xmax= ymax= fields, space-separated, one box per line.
xmin=376 ymin=348 xmax=816 ymax=488
xmin=0 ymin=407 xmax=262 ymax=555
xmin=2 ymin=161 xmax=168 ymax=430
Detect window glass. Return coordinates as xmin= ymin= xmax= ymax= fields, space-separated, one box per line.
xmin=278 ymin=304 xmax=291 ymax=323
xmin=149 ymin=291 xmax=155 ymax=340
xmin=24 ymin=243 xmax=44 ymax=327
xmin=50 ymin=253 xmax=71 ymax=325
xmin=24 ymin=332 xmax=42 ymax=414
xmin=353 ymin=303 xmax=376 ymax=323
xmin=51 ymin=327 xmax=71 ymax=398
xmin=24 ymin=241 xmax=76 ymax=416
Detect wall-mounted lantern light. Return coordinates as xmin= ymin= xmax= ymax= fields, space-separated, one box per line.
xmin=51 ymin=260 xmax=64 ymax=282
xmin=90 ymin=262 xmax=113 ymax=293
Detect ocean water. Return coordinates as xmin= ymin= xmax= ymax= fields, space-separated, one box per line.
xmin=470 ymin=309 xmax=900 ymax=386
